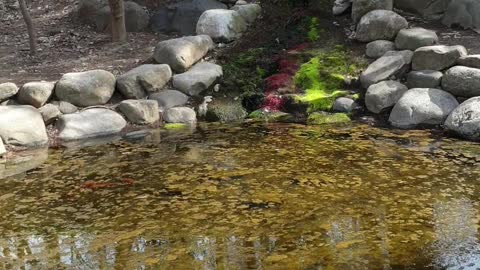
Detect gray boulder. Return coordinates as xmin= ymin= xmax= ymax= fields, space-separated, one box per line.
xmin=352 ymin=0 xmax=393 ymax=23
xmin=0 ymin=105 xmax=48 ymax=147
xmin=412 ymin=45 xmax=468 ymax=71
xmin=394 ymin=0 xmax=451 ymax=17
xmin=355 ymin=10 xmax=408 ymax=42
xmin=0 ymin=83 xmax=18 ymax=101
xmin=118 ymin=99 xmax=159 ymax=125
xmin=457 ymin=55 xmax=480 ymax=69
xmin=231 ymin=4 xmax=261 ymax=24
xmin=196 ymin=9 xmax=247 ymax=42
xmin=116 ymin=64 xmax=172 ymax=99
xmin=172 ymin=62 xmax=223 ymax=96
xmin=38 ymin=103 xmax=62 ymax=124
xmin=56 ymin=108 xmax=127 ymax=141
xmin=17 ymin=81 xmax=54 ymax=108
xmin=442 ymin=0 xmax=480 ymax=31
xmin=445 ymin=97 xmax=480 ymax=140
xmin=365 ymin=40 xmax=395 ymax=59
xmin=50 ymin=101 xmax=78 ymax=114
xmin=149 ymin=90 xmax=189 ymax=111
xmin=389 ymin=88 xmax=459 ymax=128
xmin=360 ymin=50 xmax=413 ymax=88
xmin=332 ymin=97 xmax=357 ymax=113
xmin=168 ymin=0 xmax=228 ymax=35
xmin=88 ymin=1 xmax=149 ymax=32
xmin=164 ymin=107 xmax=197 ymax=123
xmin=395 ymin=28 xmax=438 ymax=51
xmin=333 ymin=0 xmax=352 ymax=16
xmin=153 ymin=35 xmax=214 ymax=72
xmin=442 ymin=66 xmax=480 ymax=98
xmin=365 ymin=80 xmax=408 ymax=113
xmin=55 ymin=70 xmax=116 ymax=107
xmin=407 ymin=70 xmax=443 ymax=88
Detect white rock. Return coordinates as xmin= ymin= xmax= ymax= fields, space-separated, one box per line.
xmin=116 ymin=64 xmax=172 ymax=99
xmin=0 ymin=83 xmax=19 ymax=101
xmin=17 ymin=81 xmax=55 ymax=108
xmin=196 ymin=9 xmax=248 ymax=42
xmin=163 ymin=107 xmax=197 ymax=124
xmin=118 ymin=99 xmax=160 ymax=125
xmin=365 ymin=80 xmax=408 ymax=114
xmin=172 ymin=62 xmax=223 ymax=96
xmin=0 ymin=105 xmax=48 ymax=147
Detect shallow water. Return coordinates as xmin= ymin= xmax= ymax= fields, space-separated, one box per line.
xmin=0 ymin=123 xmax=479 ymax=270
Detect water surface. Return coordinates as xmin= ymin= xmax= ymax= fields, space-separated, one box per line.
xmin=0 ymin=123 xmax=479 ymax=269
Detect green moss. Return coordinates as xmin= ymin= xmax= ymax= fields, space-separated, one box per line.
xmin=164 ymin=123 xmax=188 ymax=130
xmin=294 ymin=47 xmax=359 ymax=111
xmin=307 ymin=112 xmax=351 ymax=125
xmin=307 ymin=17 xmax=321 ymax=42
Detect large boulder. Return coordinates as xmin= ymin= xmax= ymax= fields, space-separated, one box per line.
xmin=445 ymin=97 xmax=480 ymax=140
xmin=196 ymin=9 xmax=247 ymax=42
xmin=231 ymin=4 xmax=261 ymax=24
xmin=149 ymin=90 xmax=189 ymax=111
xmin=163 ymin=107 xmax=197 ymax=124
xmin=355 ymin=10 xmax=408 ymax=42
xmin=352 ymin=0 xmax=393 ymax=23
xmin=407 ymin=70 xmax=443 ymax=88
xmin=153 ymin=35 xmax=214 ymax=73
xmin=55 ymin=70 xmax=116 ymax=107
xmin=0 ymin=83 xmax=18 ymax=101
xmin=360 ymin=50 xmax=413 ymax=88
xmin=116 ymin=64 xmax=172 ymax=99
xmin=442 ymin=66 xmax=480 ymax=98
xmin=457 ymin=55 xmax=480 ymax=69
xmin=0 ymin=106 xmax=48 ymax=147
xmin=442 ymin=0 xmax=480 ymax=31
xmin=395 ymin=28 xmax=438 ymax=51
xmin=17 ymin=81 xmax=54 ymax=108
xmin=412 ymin=45 xmax=468 ymax=71
xmin=394 ymin=0 xmax=451 ymax=17
xmin=388 ymin=88 xmax=459 ymax=128
xmin=365 ymin=80 xmax=408 ymax=113
xmin=118 ymin=99 xmax=159 ymax=125
xmin=365 ymin=40 xmax=395 ymax=59
xmin=166 ymin=0 xmax=228 ymax=35
xmin=172 ymin=62 xmax=223 ymax=96
xmin=56 ymin=108 xmax=127 ymax=141
xmin=80 ymin=0 xmax=149 ymax=32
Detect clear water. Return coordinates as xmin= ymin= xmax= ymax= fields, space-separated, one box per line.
xmin=0 ymin=123 xmax=479 ymax=270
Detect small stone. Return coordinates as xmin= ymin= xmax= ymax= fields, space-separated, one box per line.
xmin=149 ymin=90 xmax=189 ymax=111
xmin=360 ymin=50 xmax=413 ymax=88
xmin=118 ymin=100 xmax=160 ymax=125
xmin=395 ymin=28 xmax=438 ymax=51
xmin=442 ymin=66 xmax=480 ymax=98
xmin=0 ymin=82 xmax=19 ymax=101
xmin=17 ymin=81 xmax=55 ymax=108
xmin=172 ymin=62 xmax=223 ymax=96
xmin=412 ymin=45 xmax=468 ymax=71
xmin=366 ymin=40 xmax=395 ymax=59
xmin=407 ymin=70 xmax=443 ymax=88
xmin=355 ymin=10 xmax=408 ymax=42
xmin=333 ymin=0 xmax=352 ymax=16
xmin=365 ymin=80 xmax=408 ymax=114
xmin=51 ymin=101 xmax=78 ymax=114
xmin=332 ymin=97 xmax=357 ymax=113
xmin=163 ymin=107 xmax=197 ymax=124
xmin=38 ymin=104 xmax=62 ymax=124
xmin=457 ymin=55 xmax=480 ymax=69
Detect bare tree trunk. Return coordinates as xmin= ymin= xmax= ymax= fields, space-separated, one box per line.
xmin=18 ymin=0 xmax=36 ymax=55
xmin=107 ymin=0 xmax=127 ymax=42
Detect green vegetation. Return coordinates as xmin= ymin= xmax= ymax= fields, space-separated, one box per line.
xmin=307 ymin=17 xmax=321 ymax=42
xmin=248 ymin=110 xmax=295 ymax=123
xmin=164 ymin=123 xmax=188 ymax=130
xmin=222 ymin=48 xmax=269 ymax=97
xmin=294 ymin=46 xmax=360 ymax=111
xmin=307 ymin=112 xmax=351 ymax=125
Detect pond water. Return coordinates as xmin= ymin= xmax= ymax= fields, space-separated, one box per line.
xmin=0 ymin=123 xmax=479 ymax=269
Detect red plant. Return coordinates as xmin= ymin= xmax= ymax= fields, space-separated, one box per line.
xmin=287 ymin=43 xmax=309 ymax=54
xmin=278 ymin=58 xmax=299 ymax=75
xmin=261 ymin=94 xmax=286 ymax=112
xmin=265 ymin=73 xmax=292 ymax=94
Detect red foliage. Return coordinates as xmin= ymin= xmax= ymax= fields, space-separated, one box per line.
xmin=265 ymin=73 xmax=292 ymax=94
xmin=287 ymin=43 xmax=309 ymax=54
xmin=261 ymin=95 xmax=286 ymax=112
xmin=278 ymin=58 xmax=299 ymax=75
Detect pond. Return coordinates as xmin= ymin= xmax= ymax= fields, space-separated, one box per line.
xmin=0 ymin=122 xmax=479 ymax=269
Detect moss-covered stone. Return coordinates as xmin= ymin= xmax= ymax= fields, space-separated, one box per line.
xmin=248 ymin=110 xmax=296 ymax=123
xmin=307 ymin=112 xmax=351 ymax=125
xmin=205 ymin=100 xmax=248 ymax=123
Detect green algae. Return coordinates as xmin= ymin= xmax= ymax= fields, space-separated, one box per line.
xmin=294 ymin=47 xmax=361 ymax=112
xmin=307 ymin=112 xmax=351 ymax=125
xmin=164 ymin=123 xmax=188 ymax=130
xmin=248 ymin=110 xmax=295 ymax=123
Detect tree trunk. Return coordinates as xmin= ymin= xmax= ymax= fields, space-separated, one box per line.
xmin=108 ymin=0 xmax=127 ymax=42
xmin=18 ymin=0 xmax=36 ymax=55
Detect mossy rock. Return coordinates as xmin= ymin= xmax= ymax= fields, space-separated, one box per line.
xmin=205 ymin=100 xmax=248 ymax=123
xmin=248 ymin=110 xmax=296 ymax=123
xmin=307 ymin=112 xmax=351 ymax=125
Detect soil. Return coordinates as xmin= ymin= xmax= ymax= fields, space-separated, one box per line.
xmin=1 ymin=0 xmax=479 ymax=85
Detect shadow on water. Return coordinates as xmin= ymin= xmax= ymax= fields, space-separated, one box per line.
xmin=0 ymin=122 xmax=479 ymax=269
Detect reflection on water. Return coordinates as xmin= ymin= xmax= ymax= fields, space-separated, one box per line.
xmin=0 ymin=123 xmax=479 ymax=269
